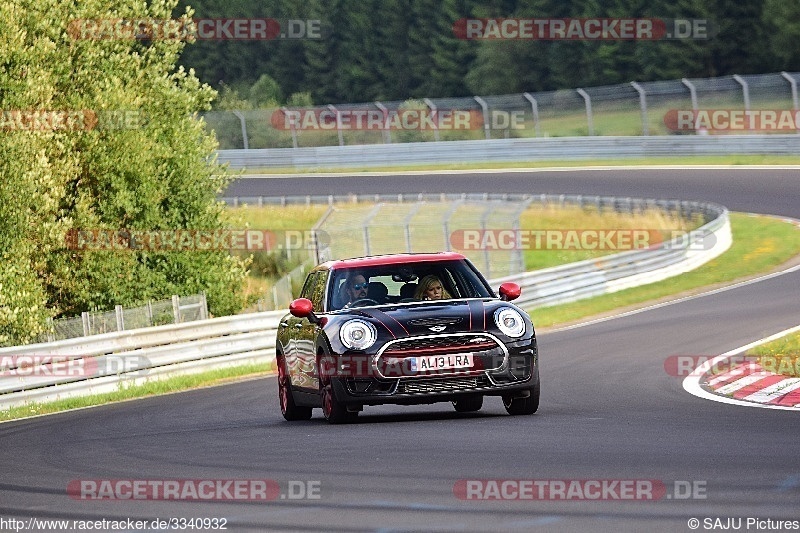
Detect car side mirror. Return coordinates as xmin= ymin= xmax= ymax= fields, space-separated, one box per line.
xmin=498 ymin=282 xmax=521 ymax=302
xmin=289 ymin=298 xmax=321 ymax=324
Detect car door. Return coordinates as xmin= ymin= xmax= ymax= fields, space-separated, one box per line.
xmin=294 ymin=269 xmax=328 ymax=391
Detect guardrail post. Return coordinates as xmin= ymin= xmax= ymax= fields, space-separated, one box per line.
xmin=576 ymin=89 xmax=594 ymax=136
xmin=172 ymin=295 xmax=181 ymax=324
xmin=474 ymin=96 xmax=491 ymax=140
xmin=232 ymin=111 xmax=249 ymax=150
xmin=630 ymin=81 xmax=649 ymax=136
xmin=522 ymin=92 xmax=541 ymax=137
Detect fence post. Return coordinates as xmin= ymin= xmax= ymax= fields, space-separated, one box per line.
xmin=732 ymin=74 xmax=750 ymax=111
xmin=232 ymin=111 xmax=248 ymax=150
xmin=576 ymin=89 xmax=594 ymax=136
xmin=115 ymin=305 xmax=124 ymax=331
xmin=361 ymin=204 xmax=383 ymax=256
xmin=46 ymin=317 xmax=55 ymax=343
xmin=522 ymin=92 xmax=541 ymax=137
xmin=280 ymin=106 xmax=298 ymax=149
xmin=682 ymin=78 xmax=698 ymax=111
xmin=781 ymin=72 xmax=799 ymax=133
xmin=474 ymin=96 xmax=491 ymax=140
xmin=146 ymin=301 xmax=154 ymax=326
xmin=172 ymin=295 xmax=181 ymax=324
xmin=200 ymin=292 xmax=208 ymax=320
xmin=423 ymin=98 xmax=440 ymax=141
xmin=630 ymin=81 xmax=649 ymax=135
xmin=81 ymin=311 xmax=90 ymax=336
xmin=782 ymin=72 xmax=799 ymax=110
xmin=375 ymin=101 xmax=391 ymax=143
xmin=328 ymin=104 xmax=344 ymax=146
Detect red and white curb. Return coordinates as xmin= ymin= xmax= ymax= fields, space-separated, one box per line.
xmin=683 ymin=324 xmax=800 ymax=411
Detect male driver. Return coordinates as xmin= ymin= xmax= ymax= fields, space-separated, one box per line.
xmin=343 ymin=272 xmax=369 ymax=307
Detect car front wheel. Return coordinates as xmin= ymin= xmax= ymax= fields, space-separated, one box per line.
xmin=319 ymin=351 xmax=357 ymax=424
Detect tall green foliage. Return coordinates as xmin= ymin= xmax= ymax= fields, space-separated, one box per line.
xmin=0 ymin=0 xmax=247 ymax=345
xmin=175 ymin=0 xmax=798 ymax=105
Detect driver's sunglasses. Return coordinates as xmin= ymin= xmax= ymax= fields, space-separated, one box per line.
xmin=352 ymin=283 xmax=369 ymax=290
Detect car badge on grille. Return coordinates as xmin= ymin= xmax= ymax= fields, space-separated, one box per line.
xmin=428 ymin=325 xmax=447 ymax=332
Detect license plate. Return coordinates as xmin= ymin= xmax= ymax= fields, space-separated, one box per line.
xmin=411 ymin=353 xmax=473 ymax=372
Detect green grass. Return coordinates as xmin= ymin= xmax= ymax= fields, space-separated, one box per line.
xmin=519 ymin=204 xmax=694 ymax=270
xmin=750 ymin=331 xmax=800 ymax=377
xmin=0 ymin=362 xmax=274 ymax=423
xmin=530 ymin=213 xmax=800 ymax=328
xmin=240 ymin=155 xmax=800 ymax=175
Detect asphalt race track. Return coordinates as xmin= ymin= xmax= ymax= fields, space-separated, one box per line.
xmin=1 ymin=168 xmax=799 ymax=532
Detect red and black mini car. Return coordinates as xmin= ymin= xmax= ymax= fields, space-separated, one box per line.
xmin=276 ymin=252 xmax=539 ymax=423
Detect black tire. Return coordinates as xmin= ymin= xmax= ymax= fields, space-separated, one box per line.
xmin=502 ymin=369 xmax=540 ymax=415
xmin=277 ymin=354 xmax=312 ymax=421
xmin=319 ymin=351 xmax=357 ymax=424
xmin=452 ymin=395 xmax=484 ymax=412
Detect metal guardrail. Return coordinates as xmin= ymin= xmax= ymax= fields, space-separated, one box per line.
xmin=216 ymin=135 xmax=800 ymax=169
xmin=0 ymin=196 xmax=730 ymax=411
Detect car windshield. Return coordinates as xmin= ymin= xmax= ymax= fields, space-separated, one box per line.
xmin=327 ymin=259 xmax=493 ymax=311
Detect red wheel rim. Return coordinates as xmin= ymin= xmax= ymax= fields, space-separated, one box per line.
xmin=278 ymin=359 xmax=288 ymax=414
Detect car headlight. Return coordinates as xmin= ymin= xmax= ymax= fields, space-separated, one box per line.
xmin=340 ymin=319 xmax=377 ymax=350
xmin=494 ymin=308 xmax=526 ymax=338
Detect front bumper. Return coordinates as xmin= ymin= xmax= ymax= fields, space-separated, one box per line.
xmin=331 ymin=336 xmax=537 ymax=406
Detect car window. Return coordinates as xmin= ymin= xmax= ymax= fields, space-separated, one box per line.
xmin=300 ymin=270 xmax=328 ymax=312
xmin=328 ymin=260 xmax=492 ymax=310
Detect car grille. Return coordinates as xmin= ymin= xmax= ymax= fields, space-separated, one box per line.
xmin=397 ymin=375 xmax=491 ymax=394
xmin=382 ymin=334 xmax=499 ymax=357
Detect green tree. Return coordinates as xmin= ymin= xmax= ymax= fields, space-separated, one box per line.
xmin=0 ymin=0 xmax=248 ymax=345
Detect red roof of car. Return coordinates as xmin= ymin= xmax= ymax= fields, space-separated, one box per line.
xmin=322 ymin=252 xmax=467 ymax=270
